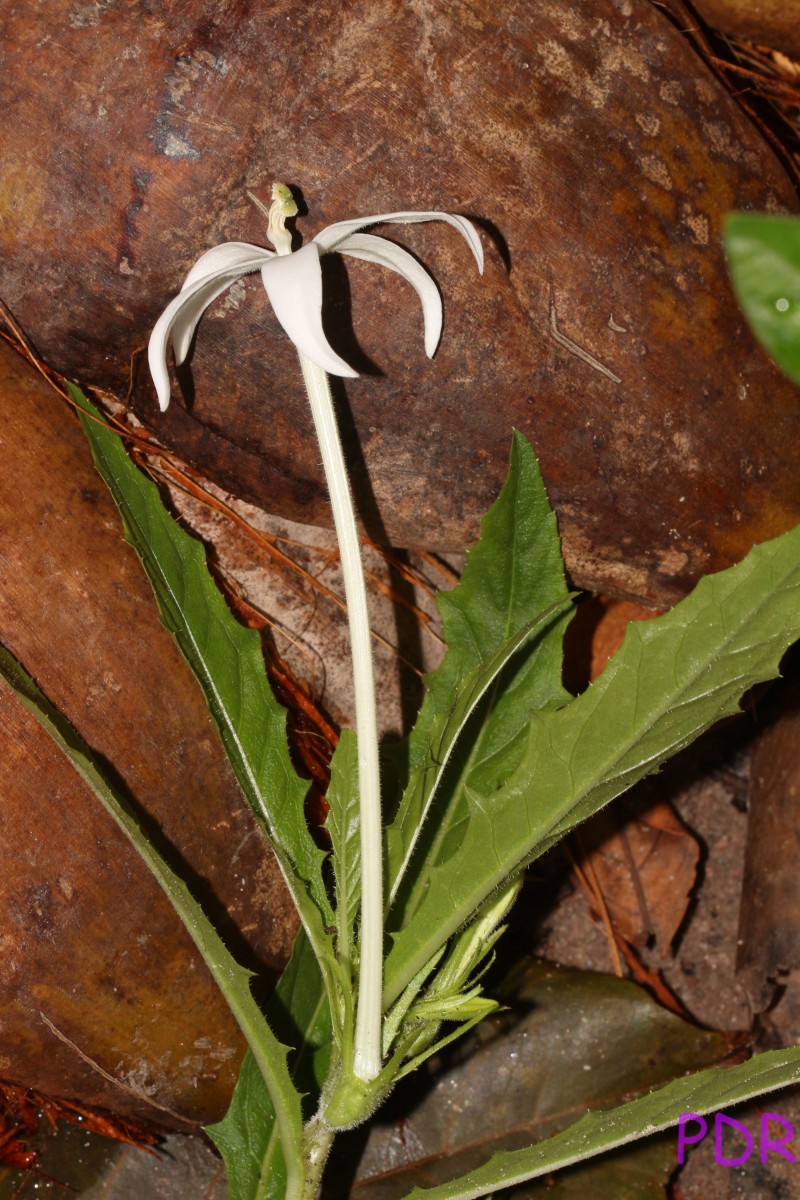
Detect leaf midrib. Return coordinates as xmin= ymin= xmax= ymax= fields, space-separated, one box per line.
xmin=391 ymin=467 xmax=529 ymax=930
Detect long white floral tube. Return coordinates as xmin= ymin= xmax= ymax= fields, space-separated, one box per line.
xmin=298 ymin=352 xmax=383 ymax=1082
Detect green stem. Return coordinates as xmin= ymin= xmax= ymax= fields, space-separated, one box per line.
xmin=301 ymin=1114 xmax=336 ymax=1200
xmin=298 ymin=352 xmax=383 ymax=1082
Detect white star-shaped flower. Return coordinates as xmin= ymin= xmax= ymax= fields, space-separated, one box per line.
xmin=148 ymin=187 xmax=483 ymax=411
xmin=147 ymin=183 xmax=484 ymax=1087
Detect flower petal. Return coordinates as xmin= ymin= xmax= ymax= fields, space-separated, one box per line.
xmin=260 ymin=242 xmax=358 ymax=378
xmin=148 ymin=255 xmax=268 ymax=410
xmin=180 ymin=242 xmax=274 ymax=291
xmin=171 ymin=263 xmax=265 ymax=364
xmin=314 ymin=211 xmax=484 ymax=275
xmin=172 ymin=244 xmax=275 ymax=364
xmin=148 ymin=290 xmax=198 ymax=411
xmin=337 ymin=232 xmax=443 ymax=358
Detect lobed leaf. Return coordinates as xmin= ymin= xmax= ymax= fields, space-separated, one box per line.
xmin=386 ymin=517 xmax=800 ymax=1003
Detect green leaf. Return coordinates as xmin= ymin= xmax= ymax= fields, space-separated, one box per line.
xmin=387 ymin=597 xmax=573 ymax=908
xmin=345 ymin=962 xmax=736 ymax=1200
xmin=404 ymin=431 xmax=570 ymax=773
xmin=0 ymin=640 xmax=306 ymax=1200
xmin=510 ymin=1141 xmax=673 ymax=1200
xmin=725 ymin=213 xmax=800 ymax=384
xmin=399 ymin=1045 xmax=800 ymax=1200
xmin=325 ymin=730 xmax=361 ymax=981
xmin=70 ymin=386 xmax=335 ymax=979
xmin=387 ymin=880 xmax=520 ymax=1078
xmin=208 ymin=932 xmax=332 ymax=1200
xmin=272 ymin=929 xmax=334 ymax=1104
xmin=386 ymin=519 xmax=800 ymax=1004
xmin=209 ymin=1052 xmax=288 ymax=1200
xmin=386 ymin=430 xmax=571 ymax=931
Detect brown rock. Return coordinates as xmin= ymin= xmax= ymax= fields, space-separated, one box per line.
xmin=737 ymin=680 xmax=800 ymax=1013
xmin=0 ymin=341 xmax=297 ymax=1128
xmin=2 ymin=0 xmax=799 ymax=604
xmin=691 ymin=0 xmax=800 ymax=58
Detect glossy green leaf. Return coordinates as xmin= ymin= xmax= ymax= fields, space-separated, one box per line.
xmin=386 ymin=518 xmax=800 ymax=1003
xmin=0 ymin=641 xmax=305 ymax=1200
xmin=208 ymin=932 xmax=332 ymax=1200
xmin=725 ymin=213 xmax=800 ymax=384
xmin=71 ymin=386 xmax=335 ymax=982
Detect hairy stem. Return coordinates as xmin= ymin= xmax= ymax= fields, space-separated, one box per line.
xmin=298 ymin=352 xmax=383 ymax=1082
xmin=301 ymin=1114 xmax=336 ymax=1200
